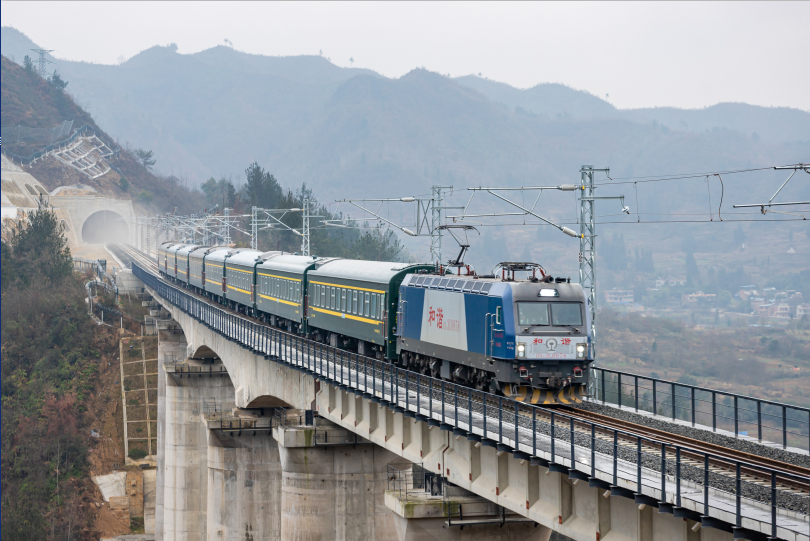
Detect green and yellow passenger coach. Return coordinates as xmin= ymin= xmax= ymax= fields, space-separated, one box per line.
xmin=306 ymin=260 xmax=433 ymax=360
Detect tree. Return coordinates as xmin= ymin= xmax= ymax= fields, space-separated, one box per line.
xmin=118 ymin=175 xmax=130 ymax=192
xmin=134 ymin=148 xmax=156 ymax=170
xmin=23 ymin=54 xmax=34 ymax=73
xmin=350 ymin=57 xmax=354 ymax=67
xmin=244 ymin=162 xmax=282 ymax=209
xmin=48 ymin=70 xmax=69 ymax=91
xmin=4 ymin=197 xmax=72 ymax=289
xmin=201 ymin=177 xmax=237 ymax=210
xmin=348 ymin=227 xmax=405 ymax=261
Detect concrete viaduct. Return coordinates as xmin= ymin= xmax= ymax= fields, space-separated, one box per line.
xmin=135 ymin=263 xmax=807 ymax=541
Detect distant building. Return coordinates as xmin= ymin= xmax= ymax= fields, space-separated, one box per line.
xmin=682 ymin=291 xmax=717 ymax=304
xmin=655 ymin=277 xmax=686 ymax=287
xmin=797 ymin=304 xmax=809 ymax=318
xmin=757 ymin=303 xmax=791 ymax=318
xmin=606 ymin=289 xmax=634 ymax=303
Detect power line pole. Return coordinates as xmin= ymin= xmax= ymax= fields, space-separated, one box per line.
xmin=430 ymin=185 xmax=453 ymax=264
xmin=301 ymin=198 xmax=311 ymax=256
xmin=221 ymin=208 xmax=231 ymax=247
xmin=579 ymin=165 xmax=626 ymax=358
xmin=30 ymin=48 xmax=54 ymax=78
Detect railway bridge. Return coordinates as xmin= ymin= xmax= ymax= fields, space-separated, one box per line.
xmin=123 ymin=249 xmax=809 ymax=541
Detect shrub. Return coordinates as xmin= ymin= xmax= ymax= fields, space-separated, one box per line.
xmin=128 ymin=448 xmax=147 ymax=460
xmin=136 ymin=190 xmax=154 ymax=204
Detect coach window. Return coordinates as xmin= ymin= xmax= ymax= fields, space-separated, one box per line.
xmin=341 ymin=290 xmax=346 ymax=312
xmin=380 ymin=295 xmax=385 ymax=319
xmin=371 ymin=294 xmax=377 ymax=319
xmin=364 ymin=292 xmax=370 ymax=317
xmin=352 ymin=291 xmax=357 ymax=314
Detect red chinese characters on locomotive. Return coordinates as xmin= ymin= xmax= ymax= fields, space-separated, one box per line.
xmin=427 ymin=306 xmax=460 ymax=332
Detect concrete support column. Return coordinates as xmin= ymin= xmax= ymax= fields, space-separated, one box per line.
xmin=158 ymin=331 xmax=235 ymax=541
xmin=278 ymin=442 xmax=402 ymax=541
xmin=207 ymin=430 xmax=282 ymax=540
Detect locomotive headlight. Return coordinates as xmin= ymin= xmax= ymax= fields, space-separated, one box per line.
xmin=517 ymin=342 xmax=526 ymax=358
xmin=576 ymin=343 xmax=587 ymax=359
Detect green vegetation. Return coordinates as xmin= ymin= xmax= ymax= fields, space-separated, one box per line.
xmin=133 ymin=148 xmax=156 ymax=170
xmin=127 ymin=448 xmax=147 ymax=461
xmin=206 ymin=161 xmax=407 ymax=261
xmin=1 ymin=201 xmax=118 ymax=540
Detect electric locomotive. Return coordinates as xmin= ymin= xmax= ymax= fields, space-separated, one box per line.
xmin=396 ymin=262 xmax=591 ymax=404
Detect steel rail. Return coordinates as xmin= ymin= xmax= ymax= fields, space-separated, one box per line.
xmin=557 ymin=407 xmax=810 ymax=494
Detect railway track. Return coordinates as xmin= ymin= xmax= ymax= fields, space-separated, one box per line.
xmin=554 ymin=406 xmax=810 ymax=494
xmin=114 ymin=242 xmax=809 ymax=497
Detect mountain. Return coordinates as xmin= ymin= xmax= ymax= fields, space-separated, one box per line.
xmin=3 ymin=24 xmax=807 ymax=195
xmin=2 ymin=26 xmax=808 ymax=251
xmin=1 ymin=55 xmax=205 ymax=214
xmin=454 ymin=75 xmax=619 ymax=119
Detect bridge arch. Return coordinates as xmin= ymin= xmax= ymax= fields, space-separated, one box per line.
xmin=81 ymin=209 xmax=129 ymax=244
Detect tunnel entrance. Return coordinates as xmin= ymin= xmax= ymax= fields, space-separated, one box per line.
xmin=81 ymin=210 xmax=128 ymax=244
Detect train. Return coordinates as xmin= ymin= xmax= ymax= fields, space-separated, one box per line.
xmin=157 ymin=242 xmax=592 ymax=403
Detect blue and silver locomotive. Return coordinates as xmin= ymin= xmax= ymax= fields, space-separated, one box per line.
xmin=396 ymin=263 xmax=591 ymax=403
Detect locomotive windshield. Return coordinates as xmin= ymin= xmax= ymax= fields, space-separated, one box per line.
xmin=517 ymin=303 xmax=549 ymax=325
xmin=517 ymin=302 xmax=583 ymax=326
xmin=551 ymin=303 xmax=583 ymax=326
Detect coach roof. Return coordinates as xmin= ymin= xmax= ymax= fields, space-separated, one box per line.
xmin=225 ymin=249 xmax=263 ymax=267
xmin=310 ymin=259 xmax=430 ymax=284
xmin=257 ymin=254 xmax=321 ymax=275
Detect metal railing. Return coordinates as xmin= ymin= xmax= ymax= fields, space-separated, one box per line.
xmin=590 ymin=367 xmax=810 ymax=453
xmin=2 ymin=125 xmax=117 ymax=166
xmin=387 ymin=464 xmax=439 ymax=500
xmin=132 ymin=261 xmax=810 ymax=540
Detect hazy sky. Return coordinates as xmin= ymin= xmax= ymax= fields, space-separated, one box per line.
xmin=3 ymin=1 xmax=809 ymax=111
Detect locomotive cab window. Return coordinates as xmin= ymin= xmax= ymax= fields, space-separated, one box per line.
xmin=495 ymin=306 xmax=502 ymax=325
xmin=518 ymin=302 xmax=550 ymax=326
xmin=551 ymin=303 xmax=583 ymax=326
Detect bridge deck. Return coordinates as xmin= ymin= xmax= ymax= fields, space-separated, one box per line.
xmin=132 ymin=257 xmax=810 ymax=541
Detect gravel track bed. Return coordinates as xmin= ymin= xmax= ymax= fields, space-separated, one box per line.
xmin=575 ymin=401 xmax=810 ymax=469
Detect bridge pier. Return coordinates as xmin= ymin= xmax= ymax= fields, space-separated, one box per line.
xmin=275 ymin=411 xmax=405 ymax=541
xmin=207 ymin=429 xmax=281 ymax=541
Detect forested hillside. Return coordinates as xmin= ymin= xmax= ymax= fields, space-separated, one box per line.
xmin=1 ymin=203 xmax=122 ymax=540
xmin=1 ymin=55 xmax=205 ymax=214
